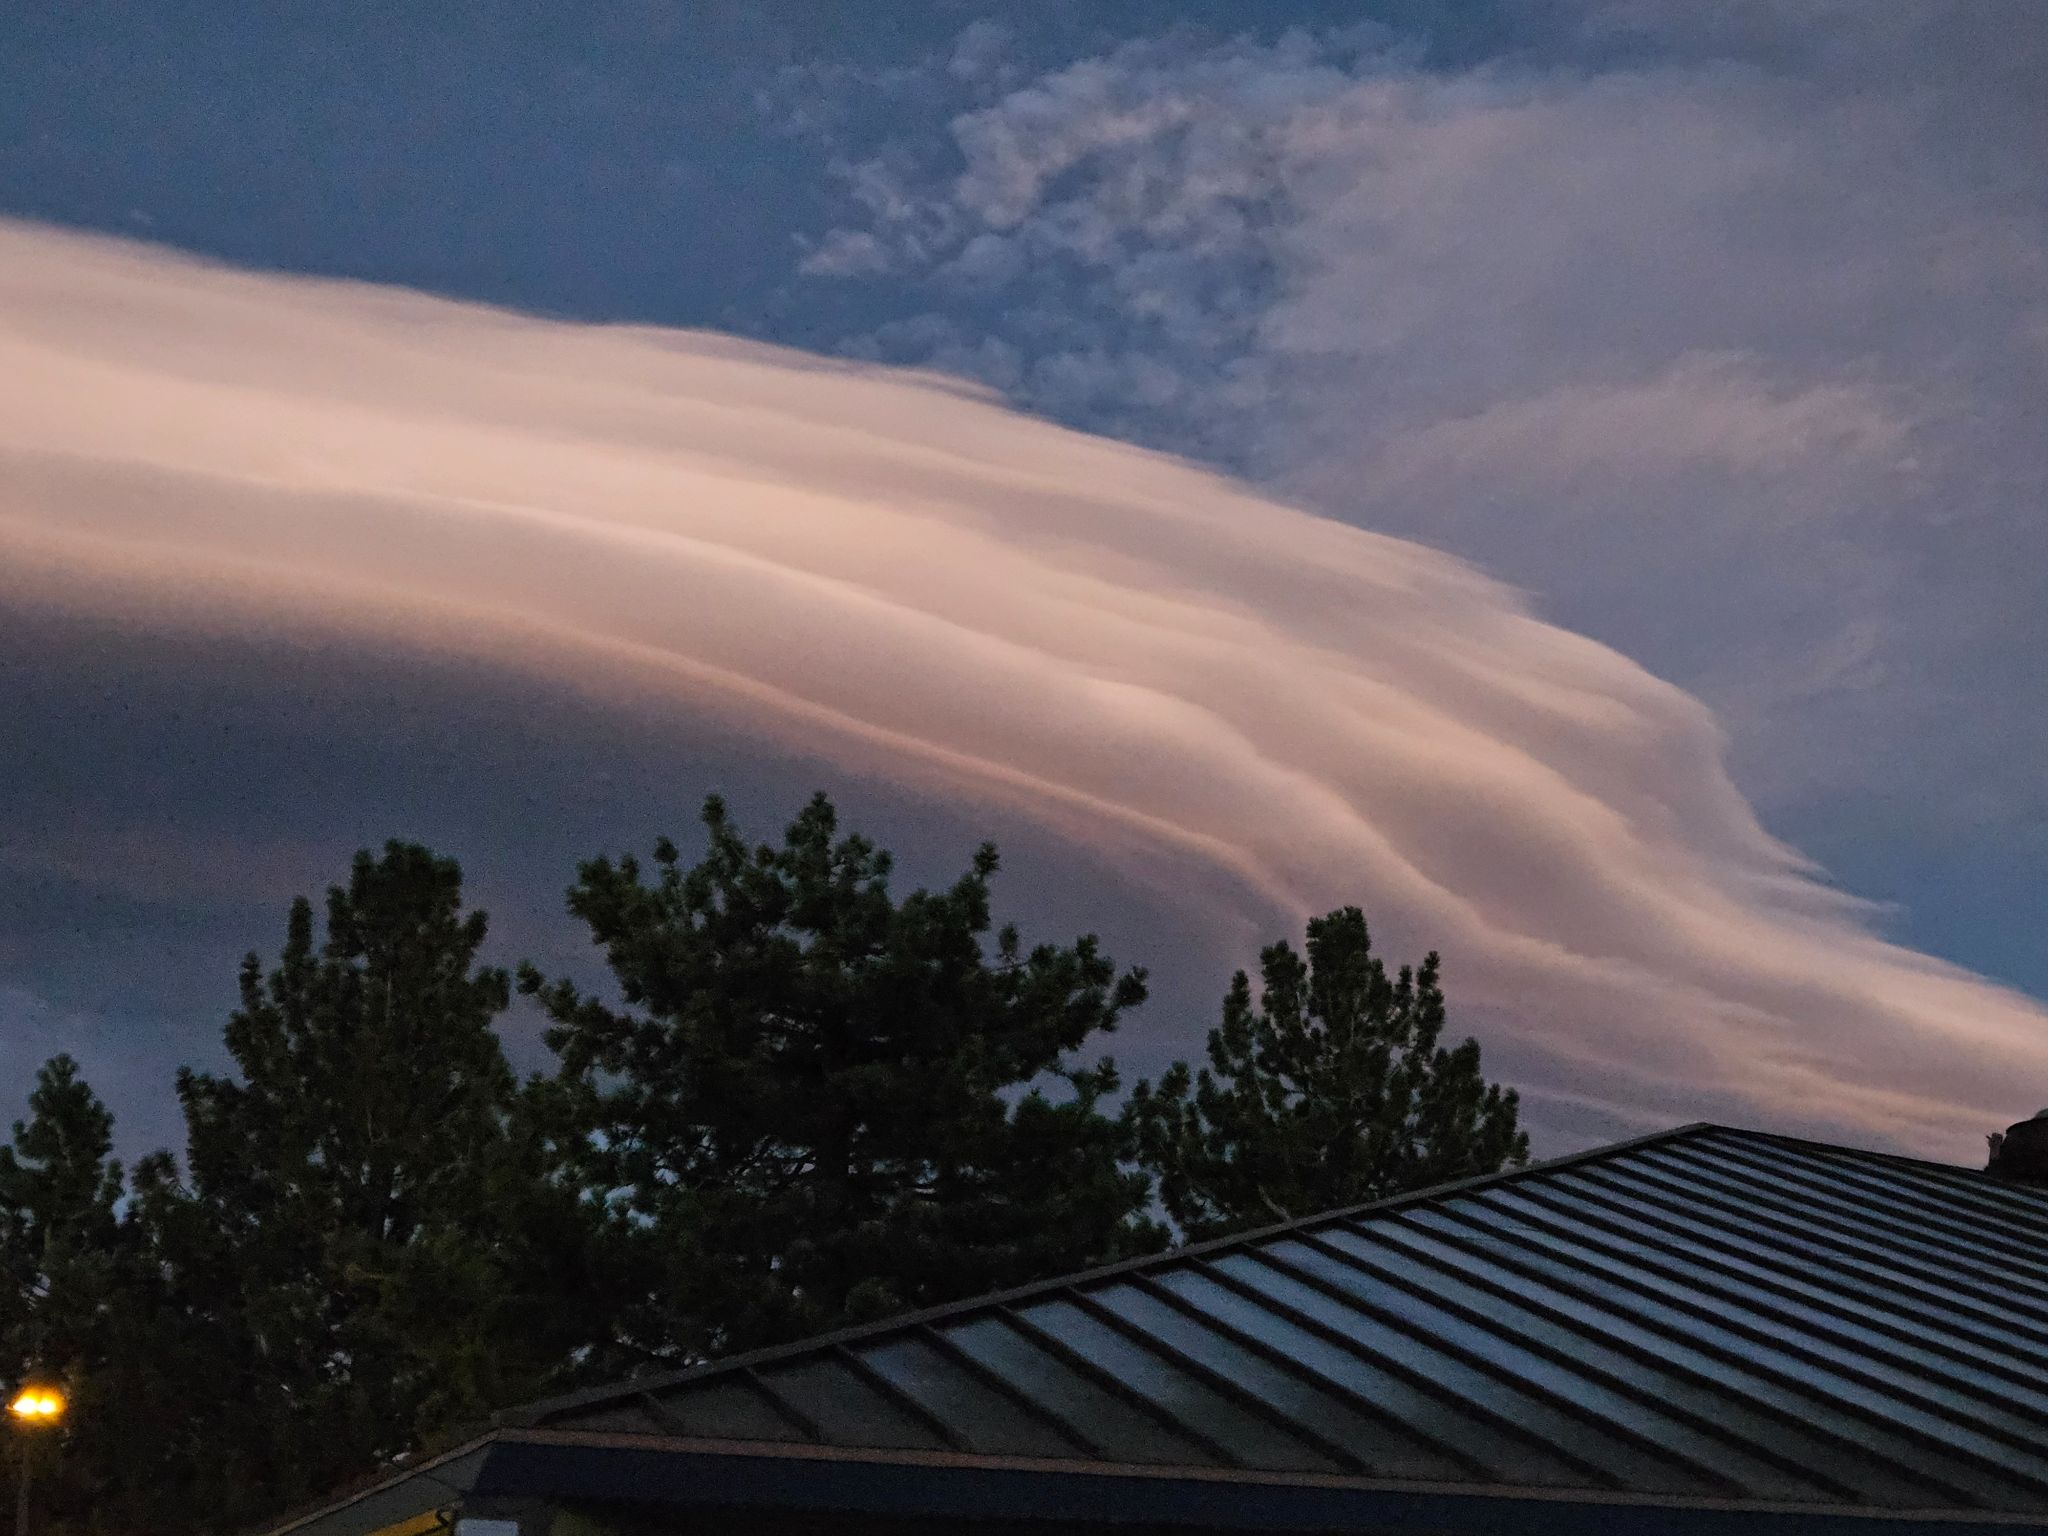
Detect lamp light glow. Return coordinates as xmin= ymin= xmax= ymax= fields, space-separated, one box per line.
xmin=6 ymin=1386 xmax=64 ymax=1423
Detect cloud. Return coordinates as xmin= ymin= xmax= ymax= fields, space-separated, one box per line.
xmin=2 ymin=219 xmax=2045 ymax=1158
xmin=797 ymin=14 xmax=2048 ymax=835
xmin=798 ymin=229 xmax=895 ymax=278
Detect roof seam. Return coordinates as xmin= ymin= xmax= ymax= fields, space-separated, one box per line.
xmin=827 ymin=1343 xmax=974 ymax=1454
xmin=1536 ymin=1165 xmax=2048 ymax=1382
xmin=1233 ymin=1241 xmax=1751 ymax=1499
xmin=1720 ymin=1125 xmax=2048 ymax=1188
xmin=1680 ymin=1138 xmax=2048 ymax=1278
xmin=739 ymin=1365 xmax=827 ymax=1444
xmin=1362 ymin=1209 xmax=2030 ymax=1503
xmin=994 ymin=1301 xmax=1247 ymax=1469
xmin=1609 ymin=1152 xmax=2048 ymax=1343
xmin=1187 ymin=1253 xmax=1629 ymax=1492
xmin=1118 ymin=1269 xmax=1496 ymax=1483
xmin=1058 ymin=1282 xmax=1373 ymax=1476
xmin=911 ymin=1320 xmax=1107 ymax=1458
xmin=1426 ymin=1186 xmax=2048 ymax=1432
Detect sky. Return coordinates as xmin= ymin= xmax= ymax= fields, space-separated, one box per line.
xmin=2 ymin=2 xmax=2044 ymax=1164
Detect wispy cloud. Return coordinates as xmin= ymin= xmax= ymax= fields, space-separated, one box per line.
xmin=2 ymin=220 xmax=2042 ymax=1156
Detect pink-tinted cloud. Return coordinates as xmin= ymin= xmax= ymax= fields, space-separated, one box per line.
xmin=2 ymin=220 xmax=2041 ymax=1155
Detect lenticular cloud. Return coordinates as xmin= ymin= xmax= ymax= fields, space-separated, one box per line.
xmin=2 ymin=219 xmax=2040 ymax=1156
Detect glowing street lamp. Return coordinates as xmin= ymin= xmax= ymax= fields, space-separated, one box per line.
xmin=5 ymin=1389 xmax=62 ymax=1426
xmin=10 ymin=1385 xmax=66 ymax=1536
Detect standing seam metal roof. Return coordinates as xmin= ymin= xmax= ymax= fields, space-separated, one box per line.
xmin=509 ymin=1123 xmax=2048 ymax=1520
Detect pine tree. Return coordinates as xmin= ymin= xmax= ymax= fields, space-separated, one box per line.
xmin=125 ymin=843 xmax=603 ymax=1528
xmin=523 ymin=792 xmax=1164 ymax=1360
xmin=0 ymin=1056 xmax=122 ymax=1530
xmin=1127 ymin=906 xmax=1528 ymax=1240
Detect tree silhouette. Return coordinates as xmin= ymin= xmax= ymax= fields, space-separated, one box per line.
xmin=524 ymin=792 xmax=1164 ymax=1359
xmin=1128 ymin=906 xmax=1528 ymax=1239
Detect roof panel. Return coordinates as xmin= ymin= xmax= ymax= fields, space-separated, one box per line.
xmin=937 ymin=1311 xmax=1217 ymax=1466
xmin=1319 ymin=1223 xmax=1904 ymax=1504
xmin=631 ymin=1377 xmax=807 ymax=1444
xmin=1211 ymin=1246 xmax=1722 ymax=1494
xmin=1644 ymin=1144 xmax=2048 ymax=1311
xmin=1685 ymin=1136 xmax=2048 ymax=1288
xmin=1575 ymin=1160 xmax=2048 ymax=1358
xmin=1144 ymin=1264 xmax=1599 ymax=1488
xmin=751 ymin=1355 xmax=950 ymax=1452
xmin=519 ymin=1123 xmax=2048 ymax=1522
xmin=1391 ymin=1206 xmax=2048 ymax=1461
xmin=1771 ymin=1141 xmax=2048 ymax=1240
xmin=850 ymin=1333 xmax=1082 ymax=1460
xmin=1490 ymin=1177 xmax=2048 ymax=1381
xmin=1078 ymin=1278 xmax=1469 ymax=1481
xmin=1012 ymin=1296 xmax=1338 ymax=1474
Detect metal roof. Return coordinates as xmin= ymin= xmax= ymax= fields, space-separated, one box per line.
xmin=503 ymin=1122 xmax=2048 ymax=1525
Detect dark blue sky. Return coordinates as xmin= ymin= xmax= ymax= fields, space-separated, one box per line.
xmin=4 ymin=0 xmax=2044 ymax=1154
xmin=5 ymin=6 xmax=1404 ymax=324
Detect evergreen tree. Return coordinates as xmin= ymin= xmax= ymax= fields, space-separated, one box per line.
xmin=124 ymin=843 xmax=603 ymax=1528
xmin=0 ymin=1056 xmax=122 ymax=1530
xmin=523 ymin=792 xmax=1163 ymax=1360
xmin=1127 ymin=906 xmax=1528 ymax=1240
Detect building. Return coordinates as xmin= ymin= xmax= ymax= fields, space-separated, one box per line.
xmin=266 ymin=1123 xmax=2048 ymax=1536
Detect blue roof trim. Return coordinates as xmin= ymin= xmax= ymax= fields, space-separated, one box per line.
xmin=478 ymin=1438 xmax=2048 ymax=1534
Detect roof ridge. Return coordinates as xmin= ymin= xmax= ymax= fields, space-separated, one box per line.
xmin=503 ymin=1120 xmax=1720 ymax=1428
xmin=1702 ymin=1123 xmax=2012 ymax=1183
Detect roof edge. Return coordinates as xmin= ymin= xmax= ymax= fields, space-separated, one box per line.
xmin=257 ymin=1435 xmax=494 ymax=1536
xmin=1712 ymin=1124 xmax=2009 ymax=1182
xmin=481 ymin=1427 xmax=2048 ymax=1530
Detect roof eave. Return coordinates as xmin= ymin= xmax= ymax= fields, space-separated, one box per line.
xmin=274 ymin=1428 xmax=2048 ymax=1536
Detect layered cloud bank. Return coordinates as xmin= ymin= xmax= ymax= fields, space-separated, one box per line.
xmin=2 ymin=220 xmax=2041 ymax=1155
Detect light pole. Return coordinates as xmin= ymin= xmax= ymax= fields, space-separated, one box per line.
xmin=7 ymin=1386 xmax=65 ymax=1536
